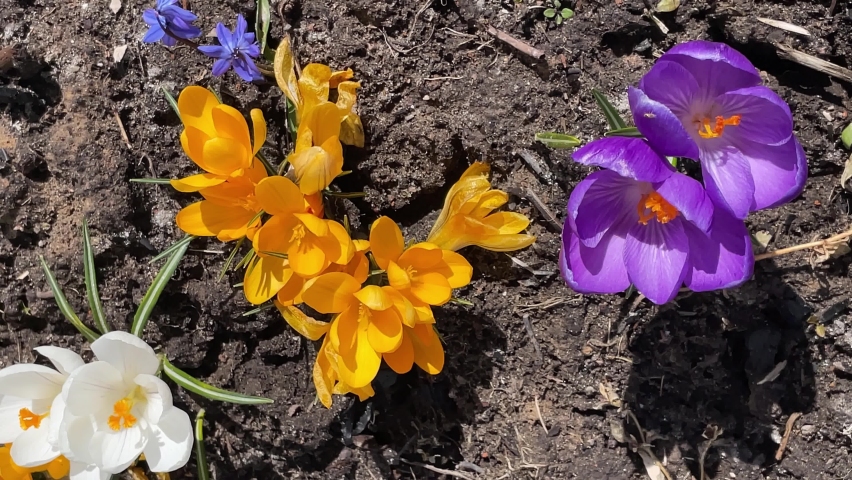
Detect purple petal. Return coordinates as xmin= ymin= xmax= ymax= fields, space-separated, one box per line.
xmin=215 ymin=22 xmax=236 ymax=51
xmin=142 ymin=24 xmax=165 ymax=43
xmin=715 ymin=86 xmax=793 ymax=146
xmin=570 ymin=170 xmax=643 ymax=248
xmin=662 ymin=40 xmax=761 ymax=97
xmin=638 ymin=60 xmax=701 ymax=118
xmin=211 ymin=58 xmax=232 ymax=77
xmin=235 ymin=14 xmax=248 ymax=38
xmin=700 ymin=145 xmax=755 ymax=219
xmin=560 ymin=227 xmax=630 ymax=295
xmin=198 ymin=45 xmax=231 ymax=59
xmin=168 ymin=17 xmax=202 ymax=39
xmin=160 ymin=4 xmax=197 ymax=22
xmin=733 ymin=135 xmax=807 ymax=211
xmin=243 ymin=42 xmax=261 ymax=59
xmin=232 ymin=57 xmax=261 ymax=82
xmin=156 ymin=0 xmax=178 ymax=9
xmin=242 ymin=32 xmax=257 ymax=45
xmin=629 ymin=87 xmax=700 ymax=160
xmin=625 ymin=219 xmax=689 ymax=305
xmin=684 ymin=207 xmax=753 ymax=291
xmin=653 ymin=172 xmax=713 ymax=233
xmin=142 ymin=9 xmax=160 ymax=26
xmin=571 ymin=137 xmax=675 ymax=183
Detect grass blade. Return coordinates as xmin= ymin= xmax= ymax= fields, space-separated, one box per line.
xmin=130 ymin=178 xmax=173 ymax=184
xmin=82 ymin=219 xmax=109 ymax=334
xmin=534 ymin=132 xmax=581 ymax=149
xmin=195 ymin=409 xmax=210 ymax=480
xmin=324 ymin=191 xmax=366 ymax=199
xmin=255 ymin=150 xmax=276 ymax=177
xmin=162 ymin=357 xmax=274 ymax=405
xmin=132 ymin=240 xmax=189 ymax=337
xmin=604 ymin=126 xmax=643 ymax=138
xmin=38 ymin=256 xmax=100 ymax=343
xmin=161 ymin=87 xmax=181 ymax=121
xmin=842 ymin=122 xmax=852 ymax=150
xmin=149 ymin=235 xmax=195 ymax=265
xmin=218 ymin=237 xmax=245 ymax=282
xmin=592 ymin=89 xmax=628 ymax=130
xmin=255 ymin=0 xmax=271 ymax=54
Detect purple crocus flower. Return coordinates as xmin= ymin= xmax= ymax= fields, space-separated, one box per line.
xmin=559 ymin=137 xmax=754 ymax=304
xmin=629 ymin=40 xmax=807 ymax=220
xmin=142 ymin=0 xmax=202 ymax=47
xmin=198 ymin=15 xmax=262 ymax=82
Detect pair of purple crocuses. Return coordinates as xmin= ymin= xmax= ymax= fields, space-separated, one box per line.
xmin=560 ymin=40 xmax=808 ymax=304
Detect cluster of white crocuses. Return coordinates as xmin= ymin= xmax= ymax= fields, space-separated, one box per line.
xmin=0 ymin=331 xmax=193 ymax=479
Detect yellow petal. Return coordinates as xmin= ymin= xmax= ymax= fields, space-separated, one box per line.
xmin=304 ymin=192 xmax=325 ymax=217
xmin=353 ymin=285 xmax=392 ymax=311
xmin=178 ymin=86 xmax=219 ymax=136
xmin=253 ymin=215 xmax=295 ymax=257
xmin=338 ymin=328 xmax=381 ymax=389
xmin=335 ymin=81 xmax=359 ymax=115
xmin=290 ymin=138 xmax=343 ymax=195
xmin=386 ymin=261 xmax=411 ymax=291
xmin=461 ymin=161 xmax=491 ymax=180
xmin=475 ymin=234 xmax=537 ymax=252
xmin=467 ymin=190 xmax=509 ymax=217
xmin=312 ymin=337 xmax=334 ymax=408
xmin=212 ymin=104 xmax=252 ymax=159
xmin=288 ymin=237 xmax=328 ymax=277
xmin=483 ymin=212 xmax=531 ymax=234
xmin=410 ymin=271 xmax=452 ymax=306
xmin=254 ymin=176 xmax=304 ymax=216
xmin=301 ymin=272 xmax=360 ymax=313
xmin=276 ymin=301 xmax=329 ymax=341
xmin=334 ymin=382 xmax=375 ymax=402
xmin=412 ymin=303 xmax=435 ymax=324
xmin=369 ymin=216 xmax=403 ymax=270
xmin=366 ymin=308 xmax=403 ymax=353
xmin=294 ymin=213 xmax=329 ymax=237
xmin=398 ymin=243 xmax=443 ymax=270
xmin=244 ymin=255 xmax=291 ymax=305
xmin=180 ymin=127 xmax=210 ymax=171
xmin=427 ymin=165 xmax=491 ymax=240
xmin=199 ymin=181 xmax=254 ymax=207
xmin=240 ymin=156 xmax=270 ymax=184
xmin=302 ymin=101 xmax=342 ymax=147
xmin=273 ymin=36 xmax=302 ymax=111
xmin=384 ymin=286 xmax=416 ymax=328
xmin=341 ymin=252 xmax=370 ymax=284
xmin=299 ymin=63 xmax=332 ymax=113
xmin=218 ymin=214 xmax=261 ymax=242
xmin=330 ymin=304 xmax=359 ymax=351
xmin=436 ymin=250 xmax=473 ymax=289
xmin=175 ymin=201 xmax=254 ymax=239
xmin=339 ymin=113 xmax=365 ymax=148
xmin=383 ymin=333 xmax=414 ymax=374
xmin=250 ymin=109 xmax=267 ymax=156
xmin=325 ymin=220 xmax=355 ymax=265
xmin=170 ymin=173 xmax=226 ymax=193
xmin=353 ymin=239 xmax=370 ymax=253
xmin=202 ymin=137 xmax=249 ymax=176
xmin=411 ymin=324 xmax=444 ymax=375
xmin=276 ymin=272 xmax=306 ymax=306
xmin=329 ymin=69 xmax=354 ymax=88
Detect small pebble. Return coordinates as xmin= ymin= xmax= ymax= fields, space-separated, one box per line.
xmin=801 ymin=424 xmax=816 ymax=435
xmin=287 ymin=404 xmax=301 ymax=416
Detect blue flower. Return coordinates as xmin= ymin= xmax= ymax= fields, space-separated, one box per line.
xmin=198 ymin=15 xmax=262 ymax=82
xmin=142 ymin=0 xmax=202 ymax=47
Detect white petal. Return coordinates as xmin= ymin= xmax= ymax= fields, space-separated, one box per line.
xmin=133 ymin=374 xmax=173 ymax=424
xmin=47 ymin=393 xmax=66 ymax=447
xmin=0 ymin=395 xmax=35 ymax=443
xmin=65 ymin=362 xmax=125 ymax=417
xmin=35 ymin=346 xmax=85 ymax=376
xmin=10 ymin=421 xmax=59 ymax=467
xmin=142 ymin=407 xmax=193 ymax=472
xmin=70 ymin=461 xmax=112 ymax=480
xmin=0 ymin=364 xmax=65 ymax=399
xmin=91 ymin=331 xmax=159 ymax=380
xmin=61 ymin=415 xmax=97 ymax=464
xmin=90 ymin=425 xmax=147 ymax=474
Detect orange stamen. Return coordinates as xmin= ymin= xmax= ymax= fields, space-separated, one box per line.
xmin=698 ymin=115 xmax=741 ymax=139
xmin=637 ymin=192 xmax=679 ymax=225
xmin=18 ymin=408 xmax=46 ymax=430
xmin=108 ymin=398 xmax=137 ymax=431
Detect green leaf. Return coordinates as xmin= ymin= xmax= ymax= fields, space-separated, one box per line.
xmin=286 ymin=97 xmax=299 ymax=140
xmin=255 ymin=0 xmax=271 ymax=54
xmin=242 ymin=304 xmax=275 ymax=316
xmin=324 ymin=191 xmax=367 ymax=199
xmin=449 ymin=297 xmax=474 ymax=306
xmin=129 ymin=178 xmax=173 ymax=184
xmin=656 ymin=0 xmax=680 ymax=12
xmin=195 ymin=409 xmax=210 ymax=480
xmin=543 ymin=8 xmax=557 ymax=17
xmin=667 ymin=156 xmax=678 ymax=167
xmin=592 ymin=89 xmax=628 ymax=130
xmin=131 ymin=240 xmax=189 ymax=337
xmin=38 ymin=256 xmax=100 ymax=343
xmin=553 ymin=0 xmax=561 ymax=7
xmin=207 ymin=87 xmax=222 ymax=103
xmin=259 ymin=251 xmax=289 ymax=260
xmin=842 ymin=122 xmax=852 ymax=150
xmin=161 ymin=87 xmax=181 ymax=120
xmin=149 ymin=235 xmax=195 ymax=265
xmin=535 ymin=132 xmax=581 ymax=149
xmin=162 ymin=357 xmax=274 ymax=404
xmin=218 ymin=237 xmax=245 ymax=282
xmin=235 ymin=248 xmax=256 ymax=271
xmin=555 ymin=15 xmax=563 ymax=25
xmin=561 ymin=8 xmax=574 ymax=18
xmin=82 ymin=219 xmax=109 ymax=334
xmin=604 ymin=126 xmax=643 ymax=138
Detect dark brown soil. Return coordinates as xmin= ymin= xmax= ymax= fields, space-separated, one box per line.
xmin=2 ymin=0 xmax=852 ymax=478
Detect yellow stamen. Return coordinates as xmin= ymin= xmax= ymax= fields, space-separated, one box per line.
xmin=18 ymin=408 xmax=47 ymax=430
xmin=697 ymin=114 xmax=741 ymax=139
xmin=290 ymin=224 xmax=306 ymax=244
xmin=637 ymin=192 xmax=679 ymax=225
xmin=108 ymin=398 xmax=138 ymax=431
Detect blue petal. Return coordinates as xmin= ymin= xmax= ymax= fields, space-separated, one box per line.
xmin=242 ymin=42 xmax=261 ymax=59
xmin=169 ymin=17 xmax=201 ymax=39
xmin=161 ymin=4 xmax=198 ymax=22
xmin=142 ymin=24 xmax=165 ymax=43
xmin=233 ymin=57 xmax=261 ymax=82
xmin=162 ymin=34 xmax=178 ymax=47
xmin=198 ymin=45 xmax=231 ymax=59
xmin=211 ymin=58 xmax=233 ymax=77
xmin=215 ymin=22 xmax=236 ymax=51
xmin=142 ymin=9 xmax=160 ymax=26
xmin=235 ymin=14 xmax=248 ymax=38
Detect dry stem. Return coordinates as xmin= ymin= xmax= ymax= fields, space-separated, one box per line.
xmin=755 ymin=227 xmax=852 ymax=261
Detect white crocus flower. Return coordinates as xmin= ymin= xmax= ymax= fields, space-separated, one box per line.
xmin=0 ymin=345 xmax=107 ymax=480
xmin=61 ymin=331 xmax=192 ymax=475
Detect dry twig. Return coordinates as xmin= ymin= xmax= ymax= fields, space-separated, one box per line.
xmin=485 ymin=26 xmax=544 ymax=59
xmin=775 ymin=412 xmax=803 ymax=461
xmin=755 ymin=227 xmax=852 ymax=261
xmin=775 ymin=44 xmax=852 ymax=83
xmin=400 ymin=459 xmax=476 ymax=480
xmin=534 ymin=396 xmax=548 ymax=435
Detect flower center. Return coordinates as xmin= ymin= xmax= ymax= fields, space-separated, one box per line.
xmin=18 ymin=408 xmax=48 ymax=430
xmin=108 ymin=386 xmax=145 ymax=431
xmin=697 ymin=115 xmax=741 ymax=139
xmin=637 ymin=192 xmax=678 ymax=225
xmin=290 ymin=224 xmax=306 ymax=244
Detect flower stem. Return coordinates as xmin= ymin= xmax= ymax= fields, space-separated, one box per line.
xmin=755 ymin=227 xmax=852 ymax=261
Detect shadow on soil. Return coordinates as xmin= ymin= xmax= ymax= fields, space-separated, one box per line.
xmin=622 ymin=278 xmax=816 ymax=478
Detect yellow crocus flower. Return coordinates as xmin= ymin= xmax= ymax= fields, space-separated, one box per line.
xmin=427 ymin=162 xmax=536 ymax=252
xmin=0 ymin=444 xmax=70 ymax=480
